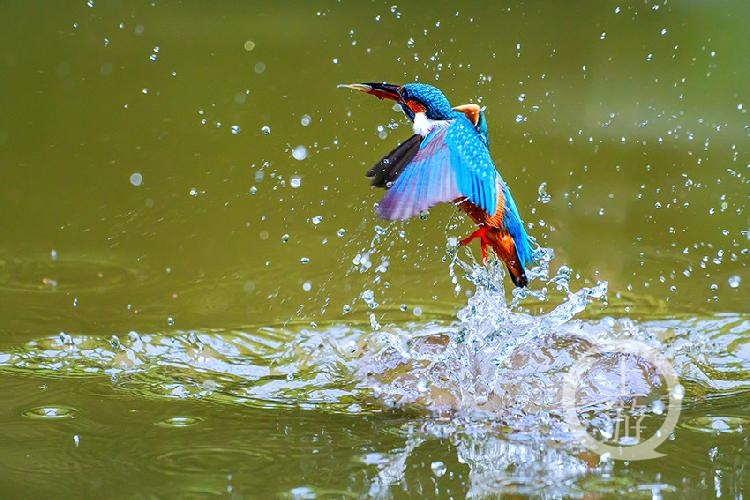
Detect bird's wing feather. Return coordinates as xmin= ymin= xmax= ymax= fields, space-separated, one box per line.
xmin=366 ymin=134 xmax=421 ymax=188
xmin=448 ymin=115 xmax=497 ymax=215
xmin=376 ymin=125 xmax=460 ymax=219
xmin=376 ymin=116 xmax=498 ymax=220
xmin=500 ymin=184 xmax=533 ymax=267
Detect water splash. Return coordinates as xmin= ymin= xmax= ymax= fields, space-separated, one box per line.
xmin=0 ymin=249 xmax=748 ymax=495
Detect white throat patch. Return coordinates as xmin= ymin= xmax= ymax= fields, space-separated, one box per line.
xmin=412 ymin=112 xmax=449 ymax=136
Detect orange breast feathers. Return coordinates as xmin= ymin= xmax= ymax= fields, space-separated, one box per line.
xmin=455 ymin=179 xmax=506 ymax=227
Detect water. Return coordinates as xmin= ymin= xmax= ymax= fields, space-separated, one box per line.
xmin=1 ymin=0 xmax=749 ymax=497
xmin=0 ymin=247 xmax=748 ymax=495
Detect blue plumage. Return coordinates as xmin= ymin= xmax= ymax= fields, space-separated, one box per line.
xmin=500 ymin=184 xmax=533 ymax=268
xmin=378 ymin=114 xmax=498 ymax=219
xmin=377 ymin=126 xmax=460 ymax=219
xmin=445 ymin=114 xmax=497 ymax=216
xmin=340 ymin=80 xmax=533 ymax=286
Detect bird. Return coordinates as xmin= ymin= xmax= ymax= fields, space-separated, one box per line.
xmin=338 ymin=82 xmax=533 ymax=287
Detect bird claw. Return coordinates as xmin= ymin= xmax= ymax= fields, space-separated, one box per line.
xmin=459 ymin=226 xmax=490 ymax=264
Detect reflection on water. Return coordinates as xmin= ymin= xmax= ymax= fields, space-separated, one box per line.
xmin=1 ymin=250 xmax=748 ymax=496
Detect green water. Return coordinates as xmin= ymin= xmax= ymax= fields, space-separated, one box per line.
xmin=1 ymin=1 xmax=748 ymax=497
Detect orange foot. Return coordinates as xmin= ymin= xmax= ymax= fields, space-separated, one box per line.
xmin=459 ymin=226 xmax=490 ymax=264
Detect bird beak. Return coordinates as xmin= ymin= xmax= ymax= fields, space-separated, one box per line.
xmin=337 ymin=82 xmax=402 ymax=102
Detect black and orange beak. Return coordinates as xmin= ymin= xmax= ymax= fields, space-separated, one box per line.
xmin=337 ymin=82 xmax=402 ymax=102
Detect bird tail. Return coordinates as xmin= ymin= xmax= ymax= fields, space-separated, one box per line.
xmin=484 ymin=228 xmax=529 ymax=288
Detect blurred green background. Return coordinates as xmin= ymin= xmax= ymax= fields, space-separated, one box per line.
xmin=2 ymin=0 xmax=747 ymax=338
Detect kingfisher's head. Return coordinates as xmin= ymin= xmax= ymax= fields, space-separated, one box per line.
xmin=338 ymin=82 xmax=455 ymax=121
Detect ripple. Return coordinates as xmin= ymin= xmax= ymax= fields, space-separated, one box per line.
xmin=680 ymin=415 xmax=749 ymax=434
xmin=0 ymin=254 xmax=149 ymax=293
xmin=575 ymin=475 xmax=637 ymax=494
xmin=152 ymin=446 xmax=272 ymax=475
xmin=155 ymin=416 xmax=204 ymax=428
xmin=22 ymin=405 xmax=78 ymax=420
xmin=0 ymin=252 xmax=747 ymax=438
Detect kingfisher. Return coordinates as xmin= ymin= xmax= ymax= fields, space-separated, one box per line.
xmin=339 ymin=82 xmax=533 ymax=287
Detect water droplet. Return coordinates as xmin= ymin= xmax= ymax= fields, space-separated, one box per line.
xmin=302 ymin=281 xmax=312 ymax=292
xmin=300 ymin=257 xmax=310 ymax=264
xmin=311 ymin=215 xmax=323 ymax=225
xmin=332 ymin=58 xmax=339 ymax=64
xmin=431 ymin=461 xmax=447 ymax=477
xmin=167 ymin=316 xmax=175 ymax=326
xmin=369 ymin=312 xmax=381 ymax=330
xmin=652 ymin=399 xmax=665 ymax=415
xmin=231 ymin=125 xmax=241 ymax=135
xmin=300 ymin=114 xmax=312 ymax=127
xmin=290 ymin=176 xmax=302 ymax=188
xmin=728 ymin=275 xmax=741 ymax=288
xmin=73 ymin=434 xmax=80 ymax=447
xmin=672 ymin=384 xmax=685 ymax=400
xmin=129 ymin=172 xmax=143 ymax=186
xmin=254 ymin=61 xmax=266 ymax=74
xmin=336 ymin=228 xmax=346 ymax=237
xmin=249 ymin=186 xmax=258 ymax=195
xmin=292 ymin=145 xmax=308 ymax=161
xmin=50 ymin=249 xmax=58 ymax=260
xmin=261 ymin=125 xmax=271 ymax=135
xmin=243 ymin=40 xmax=255 ymax=52
xmin=281 ymin=233 xmax=290 ymax=243
xmin=360 ymin=289 xmax=378 ymax=309
xmin=537 ymin=182 xmax=551 ymax=204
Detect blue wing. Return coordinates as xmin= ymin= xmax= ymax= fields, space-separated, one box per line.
xmin=501 ymin=184 xmax=533 ymax=268
xmin=377 ymin=115 xmax=498 ymax=220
